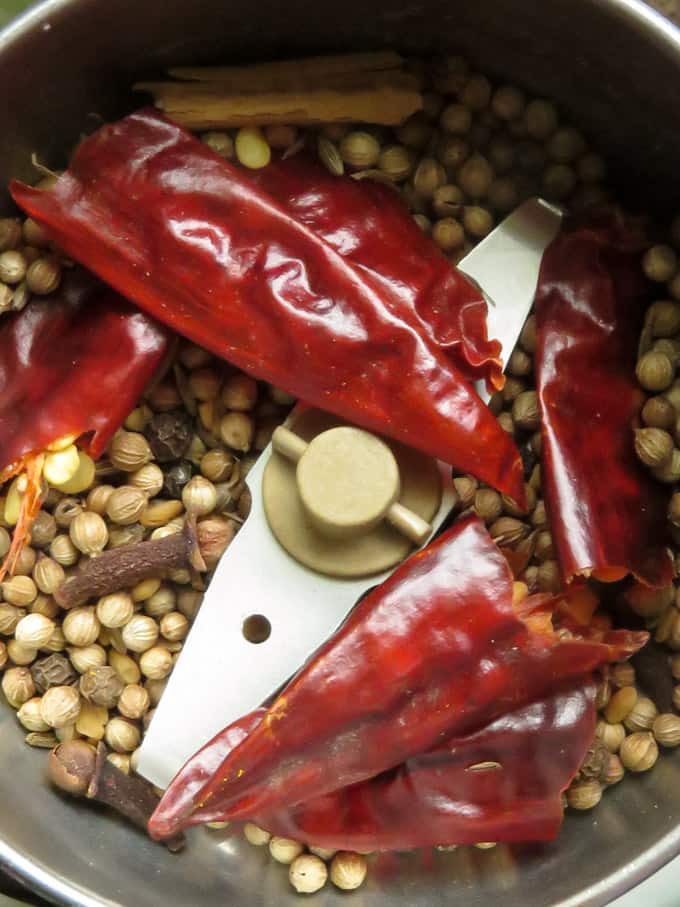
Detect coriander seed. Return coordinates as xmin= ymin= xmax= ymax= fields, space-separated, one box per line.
xmin=330 ymin=852 xmax=368 ymax=891
xmin=596 ymin=720 xmax=626 ymax=753
xmin=566 ymin=779 xmax=602 ymax=810
xmin=145 ymin=678 xmax=167 ymax=707
xmin=652 ymin=447 xmax=680 ymax=483
xmin=17 ymin=697 xmax=49 ymax=732
xmin=648 ymin=299 xmax=680 ymax=337
xmin=49 ymin=534 xmax=79 ymax=567
xmin=68 ymin=644 xmax=107 ymax=674
xmin=96 ymin=592 xmax=134 ymax=629
xmin=474 ymin=488 xmax=503 ymax=524
xmin=105 ymin=716 xmax=141 ymax=753
xmin=289 ymin=854 xmax=328 ymax=894
xmin=623 ymin=697 xmax=658 ymax=733
xmin=620 ymin=732 xmax=658 ymax=772
xmin=547 ymin=127 xmax=586 ymax=163
xmin=432 ymin=184 xmax=464 ymax=218
xmin=63 ymin=607 xmax=100 ymax=648
xmin=200 ymin=449 xmax=234 ymax=483
xmin=30 ymin=511 xmax=57 ymax=548
xmin=637 ymin=350 xmax=674 ymax=391
xmin=440 ymin=102 xmax=472 ymax=135
xmin=642 ymin=395 xmax=676 ymax=429
xmin=129 ymin=463 xmax=164 ymax=498
xmin=432 ymin=218 xmax=464 ymax=252
xmin=460 ymin=73 xmax=492 ymax=110
xmin=378 ymin=145 xmax=415 ymax=181
xmin=413 ymin=157 xmax=446 ymax=197
xmin=53 ymin=497 xmax=83 ymax=529
xmin=70 ymin=511 xmax=108 ymax=555
xmin=122 ymin=615 xmax=159 ymax=653
xmin=118 ymin=684 xmax=150 ymax=720
xmin=435 ymin=136 xmax=469 ymax=170
xmin=653 ymin=713 xmax=680 ymax=747
xmin=0 ymin=218 xmax=21 ymax=251
xmin=160 ymin=611 xmax=189 ymax=642
xmin=182 ymin=476 xmax=217 ymax=516
xmin=512 ymin=390 xmax=540 ymax=431
xmin=643 ymin=244 xmax=678 ymax=283
xmin=635 ymin=427 xmax=674 ymax=467
xmin=40 ymin=685 xmax=81 ymax=729
xmin=269 ymin=837 xmax=304 ymax=865
xmin=139 ymin=646 xmax=173 ymax=680
xmin=108 ymin=431 xmax=153 ymax=472
xmin=0 ymin=249 xmax=27 ymax=285
xmin=15 ymin=613 xmax=55 ymax=649
xmin=536 ymin=559 xmax=561 ymax=593
xmin=221 ymin=374 xmax=258 ymax=411
xmin=106 ymin=486 xmax=147 ymax=526
xmin=144 ymin=586 xmax=176 ymax=619
xmin=244 ymin=823 xmax=271 ymax=846
xmin=458 ymin=153 xmax=494 ymax=198
xmin=2 ymin=575 xmax=37 ymax=607
xmin=25 ymin=256 xmax=61 ymax=295
xmin=2 ymin=666 xmax=36 ymax=707
xmin=463 ymin=205 xmax=494 ymax=238
xmin=339 ymin=131 xmax=380 ymax=170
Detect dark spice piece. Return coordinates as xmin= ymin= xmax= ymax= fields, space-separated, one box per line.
xmin=162 ymin=460 xmax=193 ymax=499
xmin=55 ymin=518 xmax=205 ymax=609
xmin=630 ymin=639 xmax=675 ymax=713
xmin=145 ymin=411 xmax=193 ymax=463
xmin=577 ymin=737 xmax=610 ymax=781
xmin=48 ymin=740 xmax=184 ymax=851
xmin=31 ymin=653 xmax=78 ymax=693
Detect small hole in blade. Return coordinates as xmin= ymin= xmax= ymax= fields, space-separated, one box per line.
xmin=242 ymin=614 xmax=271 ymax=644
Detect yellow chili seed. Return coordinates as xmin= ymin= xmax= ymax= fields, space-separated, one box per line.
xmin=235 ymin=127 xmax=271 ymax=170
xmin=43 ymin=445 xmax=80 ymax=487
xmin=604 ymin=686 xmax=638 ymax=724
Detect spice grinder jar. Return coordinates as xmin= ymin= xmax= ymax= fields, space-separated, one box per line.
xmin=1 ymin=1 xmax=680 ymax=905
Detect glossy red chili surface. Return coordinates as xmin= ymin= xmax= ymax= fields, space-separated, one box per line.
xmin=150 ymin=516 xmax=645 ymax=841
xmin=11 ymin=109 xmax=525 ymax=503
xmin=535 ymin=213 xmax=672 ymax=587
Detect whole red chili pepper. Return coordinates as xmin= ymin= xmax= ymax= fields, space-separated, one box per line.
xmin=0 ymin=270 xmax=170 ymax=574
xmin=534 ymin=212 xmax=672 ymax=588
xmin=249 ymin=154 xmax=503 ymax=392
xmin=10 ymin=109 xmax=525 ymax=504
xmin=262 ymin=683 xmax=596 ymax=851
xmin=149 ymin=685 xmax=596 ymax=850
xmin=149 ymin=515 xmax=645 ymax=839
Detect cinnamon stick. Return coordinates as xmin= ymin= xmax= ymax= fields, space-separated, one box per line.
xmin=167 ymin=50 xmax=404 ymax=84
xmin=138 ymin=80 xmax=422 ymax=129
xmin=54 ymin=519 xmax=205 ymax=609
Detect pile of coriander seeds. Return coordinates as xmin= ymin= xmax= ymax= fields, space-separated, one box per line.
xmin=1 ymin=50 xmax=679 ymax=897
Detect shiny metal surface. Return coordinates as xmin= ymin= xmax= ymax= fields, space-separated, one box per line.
xmin=1 ymin=1 xmax=680 ymax=905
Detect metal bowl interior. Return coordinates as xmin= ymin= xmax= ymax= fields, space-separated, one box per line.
xmin=2 ymin=1 xmax=680 ymax=905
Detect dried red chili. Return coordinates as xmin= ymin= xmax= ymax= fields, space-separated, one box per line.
xmin=11 ymin=109 xmax=525 ymax=503
xmin=534 ymin=212 xmax=672 ymax=587
xmin=149 ymin=515 xmax=645 ymax=840
xmin=0 ymin=270 xmax=170 ymax=574
xmin=149 ymin=685 xmax=596 ymax=850
xmin=250 ymin=154 xmax=504 ymax=392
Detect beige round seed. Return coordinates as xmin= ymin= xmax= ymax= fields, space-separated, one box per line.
xmin=243 ymin=823 xmax=271 ymax=846
xmin=653 ymin=713 xmax=680 ymax=747
xmin=96 ymin=593 xmax=134 ymax=629
xmin=2 ymin=666 xmax=35 ymax=707
xmin=144 ymin=586 xmax=176 ymax=619
xmin=524 ymin=99 xmax=559 ymax=140
xmin=129 ymin=463 xmax=164 ymax=498
xmin=40 ymin=685 xmax=81 ymax=729
xmin=69 ymin=511 xmax=108 ymax=556
xmin=431 ymin=218 xmax=465 ymax=252
xmin=339 ymin=131 xmax=380 ymax=170
xmin=106 ymin=486 xmax=148 ymax=525
xmin=17 ymin=697 xmax=50 ymax=732
xmin=329 ymin=852 xmax=368 ymax=891
xmin=62 ymin=607 xmax=101 ymax=648
xmin=32 ymin=557 xmax=64 ymax=595
xmin=624 ymin=697 xmax=658 ymax=733
xmin=269 ymin=836 xmax=304 ymax=865
xmin=182 ymin=476 xmax=217 ymax=516
xmin=620 ymin=732 xmax=658 ymax=772
xmin=139 ymin=646 xmax=173 ymax=681
xmin=643 ymin=245 xmax=678 ymax=283
xmin=567 ymin=779 xmax=602 ymax=810
xmin=0 ymin=250 xmax=27 ymax=285
xmin=160 ymin=611 xmax=189 ymax=642
xmin=15 ymin=613 xmax=55 ymax=649
xmin=596 ymin=720 xmax=626 ymax=753
xmin=2 ymin=576 xmax=37 ymax=607
xmin=637 ymin=351 xmax=674 ymax=391
xmin=458 ymin=154 xmax=494 ymax=198
xmin=491 ymin=85 xmax=525 ymax=121
xmin=7 ymin=639 xmax=37 ymax=666
xmin=289 ymin=854 xmax=328 ymax=894
xmin=105 ymin=717 xmax=141 ymax=753
xmin=122 ymin=615 xmax=159 ymax=653
xmin=118 ymin=684 xmax=150 ymax=720
xmin=25 ymin=256 xmax=61 ymax=295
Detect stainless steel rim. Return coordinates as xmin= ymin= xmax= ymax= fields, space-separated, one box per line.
xmin=1 ymin=1 xmax=680 ymax=904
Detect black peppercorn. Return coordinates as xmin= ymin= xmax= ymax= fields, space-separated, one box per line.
xmin=31 ymin=653 xmax=78 ymax=694
xmin=162 ymin=460 xmax=193 ymax=499
xmin=144 ymin=411 xmax=192 ymax=462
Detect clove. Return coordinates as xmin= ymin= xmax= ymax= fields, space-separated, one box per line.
xmin=48 ymin=740 xmax=185 ymax=852
xmin=55 ymin=518 xmax=205 ymax=609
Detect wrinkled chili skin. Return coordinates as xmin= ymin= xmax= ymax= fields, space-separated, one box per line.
xmin=150 ymin=515 xmax=646 ymax=839
xmin=11 ymin=109 xmax=525 ymax=504
xmin=0 ymin=269 xmax=170 ymax=471
xmin=535 ymin=213 xmax=672 ymax=587
xmin=263 ymin=683 xmax=596 ymax=851
xmin=251 ymin=155 xmax=503 ymax=392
